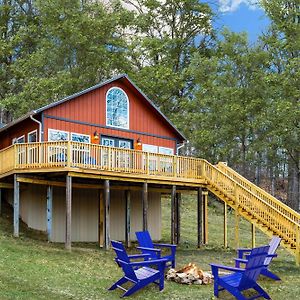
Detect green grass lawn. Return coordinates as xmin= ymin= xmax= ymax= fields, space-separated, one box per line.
xmin=0 ymin=196 xmax=299 ymax=300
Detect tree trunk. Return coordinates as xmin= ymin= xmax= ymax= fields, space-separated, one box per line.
xmin=287 ymin=151 xmax=300 ymax=211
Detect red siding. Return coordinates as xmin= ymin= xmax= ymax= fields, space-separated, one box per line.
xmin=0 ymin=119 xmax=39 ymax=149
xmin=43 ymin=79 xmax=179 ymax=151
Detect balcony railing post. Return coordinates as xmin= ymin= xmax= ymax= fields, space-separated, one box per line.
xmin=173 ymin=156 xmax=177 ymax=178
xmin=67 ymin=141 xmax=71 ymax=167
xmin=296 ymin=224 xmax=300 ymax=266
xmin=14 ymin=144 xmax=18 ymax=168
xmin=146 ymin=152 xmax=150 ymax=175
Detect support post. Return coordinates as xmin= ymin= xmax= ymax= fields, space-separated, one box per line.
xmin=65 ymin=175 xmax=72 ymax=250
xmin=251 ymin=223 xmax=256 ymax=248
xmin=224 ymin=202 xmax=228 ymax=248
xmin=104 ymin=179 xmax=110 ymax=250
xmin=197 ymin=187 xmax=203 ymax=248
xmin=171 ymin=185 xmax=176 ymax=244
xmin=47 ymin=185 xmax=53 ymax=241
xmin=125 ymin=190 xmax=131 ymax=248
xmin=295 ymin=224 xmax=300 ymax=266
xmin=235 ymin=210 xmax=240 ymax=250
xmin=175 ymin=192 xmax=181 ymax=245
xmin=13 ymin=174 xmax=20 ymax=237
xmin=99 ymin=190 xmax=104 ymax=247
xmin=203 ymin=189 xmax=208 ymax=244
xmin=0 ymin=188 xmax=2 ymax=215
xmin=142 ymin=182 xmax=148 ymax=231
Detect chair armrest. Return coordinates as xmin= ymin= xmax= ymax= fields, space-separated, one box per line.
xmin=137 ymin=246 xmax=161 ymax=253
xmin=128 ymin=253 xmax=151 ymax=260
xmin=153 ymin=243 xmax=177 ymax=249
xmin=210 ymin=263 xmax=245 ymax=273
xmin=267 ymin=253 xmax=277 ymax=258
xmin=234 ymin=258 xmax=248 ymax=267
xmin=130 ymin=258 xmax=168 ymax=267
xmin=237 ymin=248 xmax=251 ymax=259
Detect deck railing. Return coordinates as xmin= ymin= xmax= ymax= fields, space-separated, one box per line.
xmin=203 ymin=160 xmax=300 ymax=249
xmin=1 ymin=141 xmax=204 ymax=180
xmin=216 ymin=162 xmax=300 ymax=226
xmin=0 ymin=142 xmax=299 ymax=258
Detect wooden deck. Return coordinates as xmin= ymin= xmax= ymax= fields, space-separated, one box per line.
xmin=0 ymin=141 xmax=207 ymax=186
xmin=1 ymin=142 xmax=299 ymax=263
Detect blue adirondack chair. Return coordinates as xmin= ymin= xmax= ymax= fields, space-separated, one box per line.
xmin=109 ymin=240 xmax=167 ymax=297
xmin=135 ymin=231 xmax=176 ymax=268
xmin=211 ymin=245 xmax=271 ymax=300
xmin=235 ymin=236 xmax=281 ymax=281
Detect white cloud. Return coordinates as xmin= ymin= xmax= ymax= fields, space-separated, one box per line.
xmin=219 ymin=0 xmax=259 ymax=13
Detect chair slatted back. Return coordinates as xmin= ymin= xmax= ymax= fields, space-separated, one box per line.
xmin=239 ymin=245 xmax=270 ymax=289
xmin=265 ymin=236 xmax=281 ymax=265
xmin=111 ymin=240 xmax=137 ymax=281
xmin=136 ymin=231 xmax=157 ymax=259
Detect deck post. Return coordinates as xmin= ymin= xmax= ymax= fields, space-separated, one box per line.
xmin=295 ymin=224 xmax=300 ymax=266
xmin=65 ymin=175 xmax=72 ymax=250
xmin=104 ymin=179 xmax=110 ymax=250
xmin=171 ymin=185 xmax=176 ymax=244
xmin=224 ymin=202 xmax=228 ymax=248
xmin=175 ymin=192 xmax=181 ymax=245
xmin=197 ymin=187 xmax=203 ymax=248
xmin=99 ymin=190 xmax=104 ymax=247
xmin=46 ymin=185 xmax=53 ymax=241
xmin=142 ymin=182 xmax=148 ymax=231
xmin=125 ymin=190 xmax=131 ymax=247
xmin=235 ymin=210 xmax=240 ymax=250
xmin=251 ymin=223 xmax=256 ymax=248
xmin=13 ymin=174 xmax=20 ymax=237
xmin=0 ymin=188 xmax=2 ymax=215
xmin=203 ymin=189 xmax=208 ymax=244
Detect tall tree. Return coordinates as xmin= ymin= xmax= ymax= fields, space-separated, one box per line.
xmin=188 ymin=30 xmax=270 ymax=178
xmin=122 ymin=0 xmax=213 ymax=118
xmin=1 ymin=0 xmax=132 ymax=117
xmin=261 ymin=0 xmax=300 ymax=210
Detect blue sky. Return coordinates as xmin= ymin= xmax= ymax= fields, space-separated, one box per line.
xmin=213 ymin=0 xmax=270 ymax=43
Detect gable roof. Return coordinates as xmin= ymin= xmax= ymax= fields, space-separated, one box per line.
xmin=0 ymin=74 xmax=186 ymax=141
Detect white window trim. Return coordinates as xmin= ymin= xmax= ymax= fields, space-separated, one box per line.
xmin=28 ymin=130 xmax=38 ymax=143
xmin=48 ymin=128 xmax=69 ymax=141
xmin=102 ymin=137 xmax=115 ymax=147
xmin=71 ymin=132 xmax=91 ymax=143
xmin=142 ymin=144 xmax=158 ymax=153
xmin=15 ymin=135 xmax=25 ymax=144
xmin=106 ymin=86 xmax=129 ymax=130
xmin=159 ymin=146 xmax=174 ymax=155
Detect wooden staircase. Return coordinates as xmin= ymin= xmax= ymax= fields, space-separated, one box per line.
xmin=201 ymin=160 xmax=300 ymax=264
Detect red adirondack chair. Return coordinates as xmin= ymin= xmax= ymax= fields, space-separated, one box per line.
xmin=211 ymin=245 xmax=271 ymax=300
xmin=235 ymin=236 xmax=281 ymax=281
xmin=109 ymin=240 xmax=167 ymax=297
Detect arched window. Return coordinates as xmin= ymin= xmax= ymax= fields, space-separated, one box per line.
xmin=106 ymin=87 xmax=129 ymax=129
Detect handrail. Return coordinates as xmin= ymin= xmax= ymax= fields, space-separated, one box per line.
xmin=201 ymin=160 xmax=300 ymax=247
xmin=216 ymin=162 xmax=300 ymax=225
xmin=9 ymin=141 xmax=205 ymax=180
xmin=0 ymin=145 xmax=15 ymax=174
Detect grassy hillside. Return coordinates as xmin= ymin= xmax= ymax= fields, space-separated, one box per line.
xmin=0 ymin=195 xmax=299 ymax=300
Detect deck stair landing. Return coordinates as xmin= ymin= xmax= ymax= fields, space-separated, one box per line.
xmin=201 ymin=160 xmax=300 ymax=264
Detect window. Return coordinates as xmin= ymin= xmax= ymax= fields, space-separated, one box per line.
xmin=13 ymin=135 xmax=25 ymax=144
xmin=142 ymin=144 xmax=158 ymax=153
xmin=28 ymin=130 xmax=37 ymax=143
xmin=48 ymin=129 xmax=69 ymax=141
xmin=102 ymin=137 xmax=115 ymax=147
xmin=106 ymin=87 xmax=129 ymax=129
xmin=159 ymin=146 xmax=174 ymax=155
xmin=119 ymin=140 xmax=131 ymax=149
xmin=71 ymin=132 xmax=90 ymax=143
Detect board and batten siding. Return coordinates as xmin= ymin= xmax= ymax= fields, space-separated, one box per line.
xmin=43 ymin=80 xmax=178 ymax=151
xmin=7 ymin=185 xmax=161 ymax=242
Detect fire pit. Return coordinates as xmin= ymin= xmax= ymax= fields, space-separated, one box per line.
xmin=166 ymin=263 xmax=213 ymax=285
